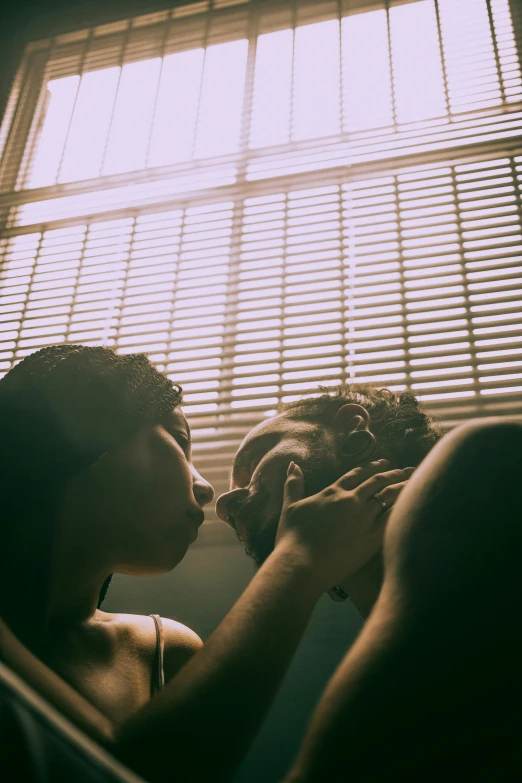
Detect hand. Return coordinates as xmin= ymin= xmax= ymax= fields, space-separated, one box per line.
xmin=275 ymin=460 xmax=415 ymax=592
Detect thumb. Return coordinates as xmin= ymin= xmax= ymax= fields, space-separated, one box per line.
xmin=283 ymin=461 xmax=305 ymax=507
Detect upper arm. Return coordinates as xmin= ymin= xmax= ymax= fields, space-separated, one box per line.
xmin=160 ymin=618 xmax=203 ymax=683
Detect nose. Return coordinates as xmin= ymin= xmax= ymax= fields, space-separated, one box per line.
xmin=192 ymin=471 xmax=215 ymax=507
xmin=215 ymin=489 xmax=246 ymax=528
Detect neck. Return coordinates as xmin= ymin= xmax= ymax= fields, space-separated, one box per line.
xmin=1 ymin=547 xmax=109 ymax=647
xmin=1 ymin=567 xmax=108 ymax=657
xmin=48 ymin=561 xmax=109 ymax=628
xmin=46 ymin=509 xmax=114 ymax=628
xmin=338 ymin=552 xmax=384 ymax=619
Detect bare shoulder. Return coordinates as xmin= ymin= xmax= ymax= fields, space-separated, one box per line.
xmin=99 ymin=611 xmax=202 ymax=682
xmin=160 ymin=617 xmax=203 ymax=682
xmin=160 ymin=616 xmax=203 ymax=653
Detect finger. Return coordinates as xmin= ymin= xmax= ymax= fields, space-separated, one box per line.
xmin=282 ymin=461 xmax=305 ymax=508
xmin=357 ymin=467 xmax=415 ymax=501
xmin=376 ymin=481 xmax=409 ymax=508
xmin=366 ymin=481 xmax=408 ymax=518
xmin=336 ymin=459 xmax=391 ymax=490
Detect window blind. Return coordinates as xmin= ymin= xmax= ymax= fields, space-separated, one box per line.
xmin=1 ymin=0 xmax=522 ymax=509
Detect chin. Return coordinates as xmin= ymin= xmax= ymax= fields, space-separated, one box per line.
xmin=122 ymin=541 xmax=190 ymax=577
xmin=243 ymin=515 xmax=279 ymax=568
xmin=159 ymin=543 xmax=191 ymax=572
xmin=159 ymin=519 xmax=198 ymax=566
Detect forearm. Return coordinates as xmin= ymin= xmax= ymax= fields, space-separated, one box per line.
xmin=116 ymin=544 xmax=322 ymax=782
xmin=337 ymin=552 xmax=384 ymax=619
xmin=286 ymin=591 xmax=412 ymax=781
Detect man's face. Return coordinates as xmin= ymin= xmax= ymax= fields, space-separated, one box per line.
xmin=215 ymin=413 xmax=342 ymax=566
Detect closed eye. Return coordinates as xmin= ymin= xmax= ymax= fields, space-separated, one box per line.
xmin=232 ymin=434 xmax=282 ymax=484
xmin=231 ymin=449 xmax=264 ymax=487
xmin=248 ymin=450 xmax=265 ymax=475
xmin=172 ymin=430 xmax=191 ymax=454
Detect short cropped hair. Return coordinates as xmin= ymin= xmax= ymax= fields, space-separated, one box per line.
xmin=279 ymin=383 xmax=444 ymax=469
xmin=0 ymin=345 xmax=183 ymax=617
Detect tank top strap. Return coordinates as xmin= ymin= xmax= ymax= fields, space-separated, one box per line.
xmin=149 ymin=614 xmax=165 ymax=696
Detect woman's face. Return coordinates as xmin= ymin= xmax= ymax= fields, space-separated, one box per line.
xmin=60 ymin=408 xmax=214 ymax=576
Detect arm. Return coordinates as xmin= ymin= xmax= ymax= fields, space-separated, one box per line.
xmin=335 ymin=551 xmax=383 ymax=619
xmin=160 ymin=620 xmax=203 ymax=683
xmin=116 ymin=462 xmax=411 ymax=783
xmin=117 ymin=543 xmax=323 ymax=783
xmin=283 ymin=588 xmax=428 ymax=782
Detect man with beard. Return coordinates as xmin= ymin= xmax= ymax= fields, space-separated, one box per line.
xmin=283 ymin=413 xmax=522 ymax=781
xmin=216 ymin=382 xmax=442 ymax=616
xmin=218 ymin=384 xmax=522 ymax=779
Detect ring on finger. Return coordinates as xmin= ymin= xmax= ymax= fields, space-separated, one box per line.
xmin=371 ymin=492 xmax=389 ymax=514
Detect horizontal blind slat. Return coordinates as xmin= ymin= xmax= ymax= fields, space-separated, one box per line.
xmin=2 ymin=0 xmax=522 ymax=486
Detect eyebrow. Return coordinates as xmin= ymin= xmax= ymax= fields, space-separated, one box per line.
xmin=231 ymin=432 xmax=282 ymax=478
xmin=175 ymin=425 xmax=192 ymax=446
xmin=164 ymin=413 xmax=192 ymax=443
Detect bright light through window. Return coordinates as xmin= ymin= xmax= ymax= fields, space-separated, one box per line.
xmin=59 ymin=68 xmax=120 ymax=183
xmin=103 ymin=59 xmax=162 ymax=176
xmin=1 ymin=0 xmax=522 ymax=498
xmin=24 ymin=0 xmax=521 ymax=185
xmin=292 ymin=20 xmax=341 ymax=140
xmin=341 ymin=10 xmax=393 ymax=132
xmin=390 ymin=1 xmax=446 ymax=123
xmin=27 ymin=39 xmax=248 ymax=186
xmin=148 ymin=49 xmax=205 ymax=166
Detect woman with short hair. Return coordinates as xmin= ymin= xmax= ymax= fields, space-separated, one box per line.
xmin=0 ymin=344 xmax=411 ymax=781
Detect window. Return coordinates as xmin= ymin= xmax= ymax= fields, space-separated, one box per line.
xmin=1 ymin=0 xmax=522 ymax=506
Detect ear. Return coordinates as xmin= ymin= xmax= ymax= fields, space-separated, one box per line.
xmin=332 ymin=403 xmax=370 ymax=436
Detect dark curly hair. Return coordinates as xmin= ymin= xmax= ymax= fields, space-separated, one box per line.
xmin=279 ymin=383 xmax=444 ymax=469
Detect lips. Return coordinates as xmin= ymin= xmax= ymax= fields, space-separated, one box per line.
xmin=187 ymin=508 xmax=205 ymax=528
